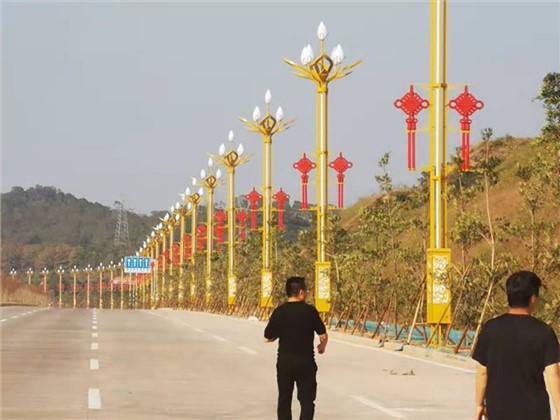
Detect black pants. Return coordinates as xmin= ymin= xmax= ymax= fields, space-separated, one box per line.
xmin=276 ymin=358 xmax=317 ymax=420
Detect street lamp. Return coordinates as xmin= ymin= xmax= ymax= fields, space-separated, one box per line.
xmin=175 ymin=200 xmax=191 ymax=308
xmin=97 ymin=263 xmax=104 ymax=309
xmin=213 ymin=130 xmax=251 ymax=307
xmin=165 ymin=207 xmax=180 ymax=306
xmin=184 ymin=186 xmax=204 ymax=304
xmin=157 ymin=216 xmax=170 ymax=306
xmin=118 ymin=259 xmax=125 ymax=310
xmin=70 ymin=266 xmax=79 ymax=308
xmin=284 ymin=21 xmax=361 ymax=317
xmin=240 ymin=89 xmax=292 ymax=313
xmin=107 ymin=261 xmax=117 ymax=310
xmin=56 ymin=266 xmax=65 ymax=308
xmin=26 ymin=268 xmax=34 ymax=285
xmin=9 ymin=268 xmax=17 ymax=282
xmin=84 ymin=264 xmax=93 ymax=309
xmin=40 ymin=268 xmax=49 ymax=293
xmin=195 ymin=159 xmax=222 ymax=306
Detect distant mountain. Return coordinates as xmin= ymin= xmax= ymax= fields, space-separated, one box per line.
xmin=1 ymin=185 xmax=311 ymax=273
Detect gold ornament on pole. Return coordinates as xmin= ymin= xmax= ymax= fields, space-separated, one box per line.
xmin=107 ymin=261 xmax=116 ymax=310
xmin=97 ymin=263 xmax=104 ymax=309
xmin=212 ymin=130 xmax=251 ymax=307
xmin=284 ymin=22 xmax=360 ymax=317
xmin=26 ymin=268 xmax=33 ymax=286
xmin=40 ymin=268 xmax=49 ymax=294
xmin=176 ymin=200 xmax=190 ymax=307
xmin=241 ymin=90 xmax=293 ymax=313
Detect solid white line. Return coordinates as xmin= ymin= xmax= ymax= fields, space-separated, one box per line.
xmin=92 ymin=333 xmax=98 ymax=338
xmin=211 ymin=335 xmax=227 ymax=342
xmin=238 ymin=346 xmax=258 ymax=355
xmin=90 ymin=359 xmax=99 ymax=370
xmin=88 ymin=388 xmax=101 ymax=410
xmin=351 ymin=395 xmax=406 ymax=418
xmin=0 ymin=319 xmax=6 ymax=323
xmin=91 ymin=343 xmax=99 ymax=350
xmin=330 ymin=338 xmax=474 ymax=374
xmin=92 ymin=326 xmax=98 ymax=330
xmin=12 ymin=316 xmax=19 ymax=319
xmin=195 ymin=328 xmax=205 ymax=333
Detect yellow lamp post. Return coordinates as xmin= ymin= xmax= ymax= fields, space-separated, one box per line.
xmin=147 ymin=233 xmax=157 ymax=308
xmin=56 ymin=266 xmax=65 ymax=308
xmin=175 ymin=200 xmax=190 ymax=308
xmin=26 ymin=268 xmax=34 ymax=285
xmin=97 ymin=263 xmax=105 ymax=309
xmin=150 ymin=230 xmax=161 ymax=307
xmin=156 ymin=219 xmax=169 ymax=306
xmin=185 ymin=186 xmax=204 ymax=304
xmin=195 ymin=159 xmax=222 ymax=306
xmin=40 ymin=268 xmax=49 ymax=294
xmin=107 ymin=261 xmax=117 ymax=310
xmin=84 ymin=264 xmax=93 ymax=308
xmin=9 ymin=268 xmax=17 ymax=283
xmin=213 ymin=130 xmax=251 ymax=307
xmin=284 ymin=22 xmax=360 ymax=317
xmin=241 ymin=89 xmax=292 ymax=313
xmin=165 ymin=209 xmax=180 ymax=306
xmin=118 ymin=259 xmax=125 ymax=309
xmin=70 ymin=266 xmax=79 ymax=308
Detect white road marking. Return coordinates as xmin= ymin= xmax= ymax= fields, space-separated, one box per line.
xmin=351 ymin=395 xmax=407 ymax=418
xmin=90 ymin=359 xmax=99 ymax=370
xmin=330 ymin=338 xmax=475 ymax=374
xmin=211 ymin=335 xmax=227 ymax=342
xmin=92 ymin=333 xmax=98 ymax=338
xmin=12 ymin=316 xmax=19 ymax=319
xmin=92 ymin=320 xmax=97 ymax=324
xmin=238 ymin=346 xmax=258 ymax=355
xmin=88 ymin=388 xmax=101 ymax=409
xmin=91 ymin=343 xmax=99 ymax=350
xmin=195 ymin=328 xmax=205 ymax=333
xmin=1 ymin=319 xmax=6 ymax=323
xmin=92 ymin=326 xmax=98 ymax=330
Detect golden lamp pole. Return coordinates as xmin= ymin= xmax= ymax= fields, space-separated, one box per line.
xmin=146 ymin=234 xmax=157 ymax=308
xmin=157 ymin=219 xmax=169 ymax=306
xmin=196 ymin=159 xmax=222 ymax=307
xmin=213 ymin=130 xmax=251 ymax=307
xmin=175 ymin=200 xmax=190 ymax=308
xmin=56 ymin=266 xmax=65 ymax=308
xmin=97 ymin=263 xmax=105 ymax=310
xmin=185 ymin=186 xmax=204 ymax=304
xmin=107 ymin=261 xmax=116 ymax=310
xmin=70 ymin=266 xmax=79 ymax=309
xmin=40 ymin=268 xmax=49 ymax=294
xmin=26 ymin=268 xmax=34 ymax=285
xmin=9 ymin=268 xmax=17 ymax=283
xmin=165 ymin=209 xmax=180 ymax=306
xmin=284 ymin=22 xmax=360 ymax=317
xmin=150 ymin=230 xmax=161 ymax=308
xmin=84 ymin=264 xmax=93 ymax=309
xmin=118 ymin=259 xmax=125 ymax=310
xmin=241 ymin=89 xmax=292 ymax=314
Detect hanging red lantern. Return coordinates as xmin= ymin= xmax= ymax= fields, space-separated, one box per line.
xmin=196 ymin=224 xmax=206 ymax=253
xmin=328 ymin=152 xmax=353 ymax=209
xmin=237 ymin=210 xmax=248 ymax=242
xmin=183 ymin=234 xmax=192 ymax=260
xmin=215 ymin=209 xmax=227 ymax=248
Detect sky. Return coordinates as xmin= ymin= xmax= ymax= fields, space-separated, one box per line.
xmin=3 ymin=1 xmax=559 ymax=215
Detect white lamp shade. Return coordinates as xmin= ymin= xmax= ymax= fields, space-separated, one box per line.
xmin=237 ymin=144 xmax=244 ymax=156
xmin=216 ymin=169 xmax=222 ymax=179
xmin=208 ymin=157 xmax=214 ymax=168
xmin=192 ymin=177 xmax=197 ymax=186
xmin=265 ymin=89 xmax=272 ymax=104
xmin=228 ymin=130 xmax=234 ymax=142
xmin=219 ymin=144 xmax=226 ymax=157
xmin=186 ymin=187 xmax=191 ymax=196
xmin=198 ymin=187 xmax=204 ymax=196
xmin=317 ymin=22 xmax=328 ymax=40
xmin=275 ymin=106 xmax=284 ymax=121
xmin=252 ymin=106 xmax=261 ymax=122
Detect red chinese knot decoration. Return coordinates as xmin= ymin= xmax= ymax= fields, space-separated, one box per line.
xmin=172 ymin=243 xmax=180 ymax=265
xmin=273 ymin=188 xmax=290 ymax=230
xmin=329 ymin=152 xmax=353 ymax=209
xmin=237 ymin=210 xmax=248 ymax=242
xmin=196 ymin=224 xmax=206 ymax=253
xmin=449 ymin=85 xmax=484 ymax=171
xmin=394 ymin=85 xmax=430 ymax=171
xmin=183 ymin=234 xmax=192 ymax=260
xmin=246 ymin=188 xmax=262 ymax=231
xmin=215 ymin=209 xmax=226 ymax=248
xmin=293 ymin=153 xmax=316 ymax=210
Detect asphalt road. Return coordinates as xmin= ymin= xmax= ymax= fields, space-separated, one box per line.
xmin=1 ymin=306 xmax=476 ymax=419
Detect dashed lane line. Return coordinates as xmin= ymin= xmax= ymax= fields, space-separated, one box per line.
xmin=92 ymin=326 xmax=98 ymax=330
xmin=88 ymin=388 xmax=101 ymax=410
xmin=211 ymin=334 xmax=227 ymax=342
xmin=195 ymin=328 xmax=205 ymax=333
xmin=90 ymin=359 xmax=99 ymax=370
xmin=238 ymin=346 xmax=259 ymax=355
xmin=91 ymin=343 xmax=99 ymax=350
xmin=350 ymin=395 xmax=407 ymax=419
xmin=92 ymin=333 xmax=98 ymax=338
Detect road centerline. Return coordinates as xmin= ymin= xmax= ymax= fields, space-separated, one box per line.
xmin=88 ymin=388 xmax=101 ymax=410
xmin=350 ymin=395 xmax=407 ymax=418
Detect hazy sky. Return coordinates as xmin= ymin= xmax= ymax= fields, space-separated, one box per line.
xmin=3 ymin=1 xmax=559 ymax=215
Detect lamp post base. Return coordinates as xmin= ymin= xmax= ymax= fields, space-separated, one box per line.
xmin=315 ymin=261 xmax=331 ymax=317
xmin=227 ymin=275 xmax=237 ymax=307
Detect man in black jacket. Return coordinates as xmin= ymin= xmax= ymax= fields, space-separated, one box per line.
xmin=264 ymin=277 xmax=328 ymax=420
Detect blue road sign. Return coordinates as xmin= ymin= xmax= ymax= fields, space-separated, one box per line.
xmin=124 ymin=256 xmax=152 ymax=274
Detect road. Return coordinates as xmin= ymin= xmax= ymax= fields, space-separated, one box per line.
xmin=1 ymin=306 xmax=475 ymax=419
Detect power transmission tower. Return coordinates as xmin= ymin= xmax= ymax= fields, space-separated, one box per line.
xmin=114 ymin=200 xmax=130 ymax=247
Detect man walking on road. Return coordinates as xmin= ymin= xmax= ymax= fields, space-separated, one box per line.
xmin=264 ymin=277 xmax=328 ymax=420
xmin=472 ymin=271 xmax=560 ymax=420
